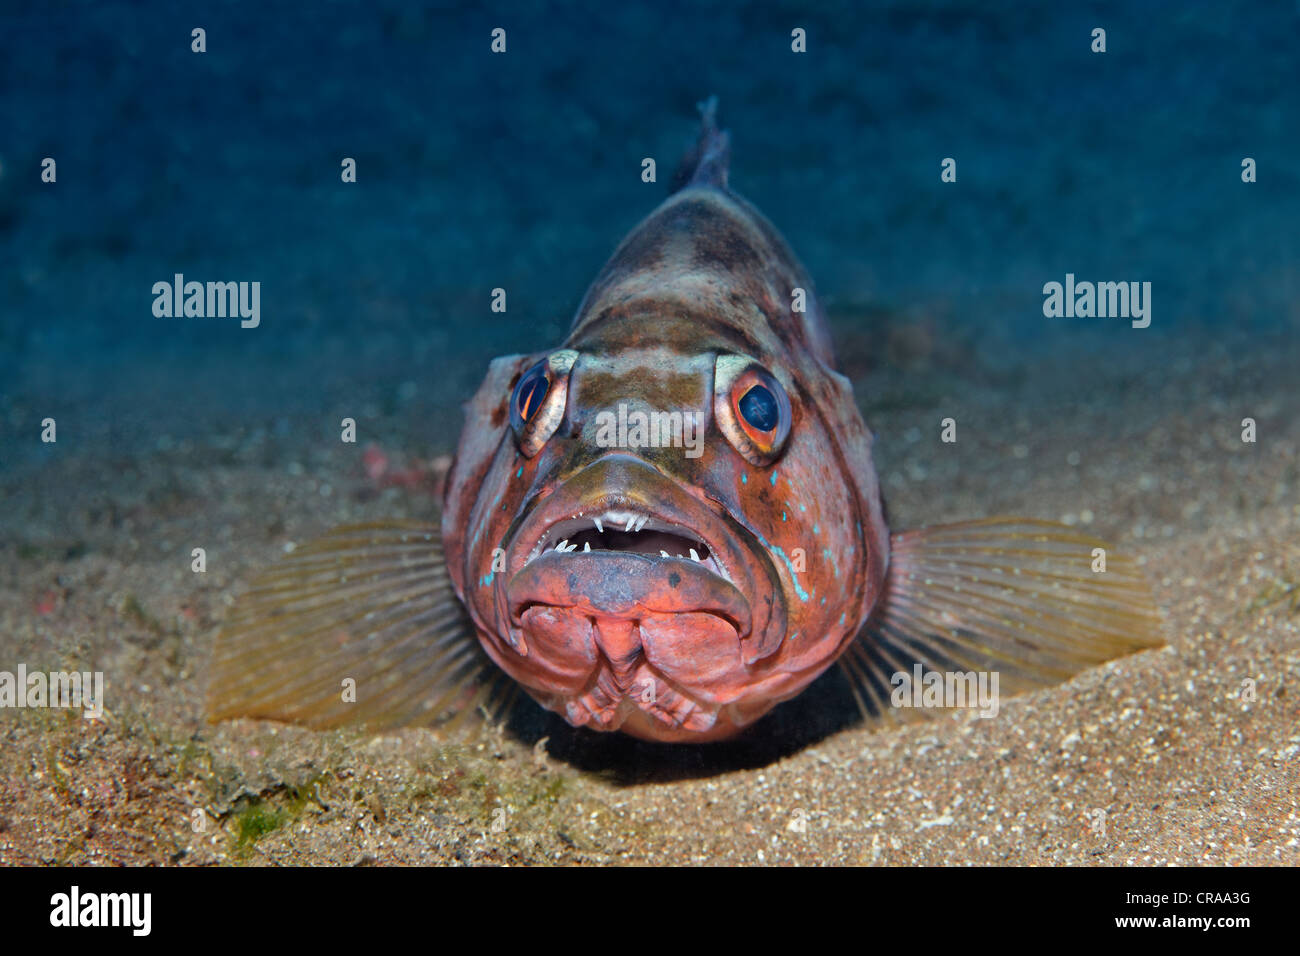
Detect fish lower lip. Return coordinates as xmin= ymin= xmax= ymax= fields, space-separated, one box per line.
xmin=506 ymin=550 xmax=752 ymax=637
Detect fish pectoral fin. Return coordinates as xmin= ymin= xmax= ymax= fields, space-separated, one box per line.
xmin=206 ymin=520 xmax=510 ymax=733
xmin=839 ymin=517 xmax=1165 ymax=723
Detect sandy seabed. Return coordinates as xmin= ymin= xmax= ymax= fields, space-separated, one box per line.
xmin=1 ymin=314 xmax=1296 ymax=867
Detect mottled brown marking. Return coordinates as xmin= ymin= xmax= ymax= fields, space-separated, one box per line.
xmin=577 ymin=368 xmax=705 ymax=411
xmin=573 ymin=308 xmax=767 ymax=360
xmin=566 ymin=187 xmax=832 ymax=370
xmin=686 ymin=210 xmax=765 ymax=275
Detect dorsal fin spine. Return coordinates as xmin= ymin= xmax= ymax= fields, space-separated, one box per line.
xmin=671 ymin=95 xmax=731 ymax=193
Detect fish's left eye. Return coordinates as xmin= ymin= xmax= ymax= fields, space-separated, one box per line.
xmin=738 ymin=384 xmax=779 ymax=432
xmin=714 ymin=356 xmax=792 ymax=466
xmin=509 ymin=350 xmax=577 ymax=457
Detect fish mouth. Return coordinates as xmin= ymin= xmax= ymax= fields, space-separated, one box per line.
xmin=492 ymin=455 xmax=788 ymax=734
xmin=521 ymin=509 xmax=724 ymax=579
xmin=509 ymin=548 xmax=750 ymax=636
xmin=508 ymin=505 xmax=751 ymax=641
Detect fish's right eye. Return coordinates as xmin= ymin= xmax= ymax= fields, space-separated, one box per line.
xmin=509 ymin=350 xmax=577 ymax=457
xmin=513 ymin=363 xmax=550 ymax=425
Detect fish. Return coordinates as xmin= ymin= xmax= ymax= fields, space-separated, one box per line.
xmin=207 ymin=99 xmax=1163 ymax=744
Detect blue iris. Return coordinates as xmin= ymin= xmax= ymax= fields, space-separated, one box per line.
xmin=738 ymin=384 xmax=779 ymax=432
xmin=514 ymin=365 xmax=549 ymax=423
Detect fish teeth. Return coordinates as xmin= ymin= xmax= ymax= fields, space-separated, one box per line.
xmin=634 ymin=515 xmax=648 ymax=532
xmin=690 ymin=548 xmax=701 ymax=562
xmin=660 ymin=550 xmax=670 ymax=558
xmin=624 ymin=515 xmax=637 ymax=532
xmin=583 ymin=541 xmax=591 ymax=552
xmin=593 ymin=517 xmax=604 ymax=533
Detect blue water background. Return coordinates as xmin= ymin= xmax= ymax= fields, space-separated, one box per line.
xmin=1 ymin=0 xmax=1296 ymax=473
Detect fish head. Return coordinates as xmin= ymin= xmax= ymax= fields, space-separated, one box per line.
xmin=443 ymin=330 xmax=887 ymax=743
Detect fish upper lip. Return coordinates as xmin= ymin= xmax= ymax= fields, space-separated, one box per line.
xmin=506 ymin=455 xmax=741 ymax=588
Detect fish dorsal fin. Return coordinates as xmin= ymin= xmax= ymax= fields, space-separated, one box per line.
xmin=207 ymin=520 xmax=512 ymax=734
xmin=670 ymin=95 xmax=731 ymax=192
xmin=840 ymin=518 xmax=1164 ymax=724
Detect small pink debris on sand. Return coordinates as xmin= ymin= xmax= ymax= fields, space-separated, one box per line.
xmin=361 ymin=443 xmax=451 ymax=496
